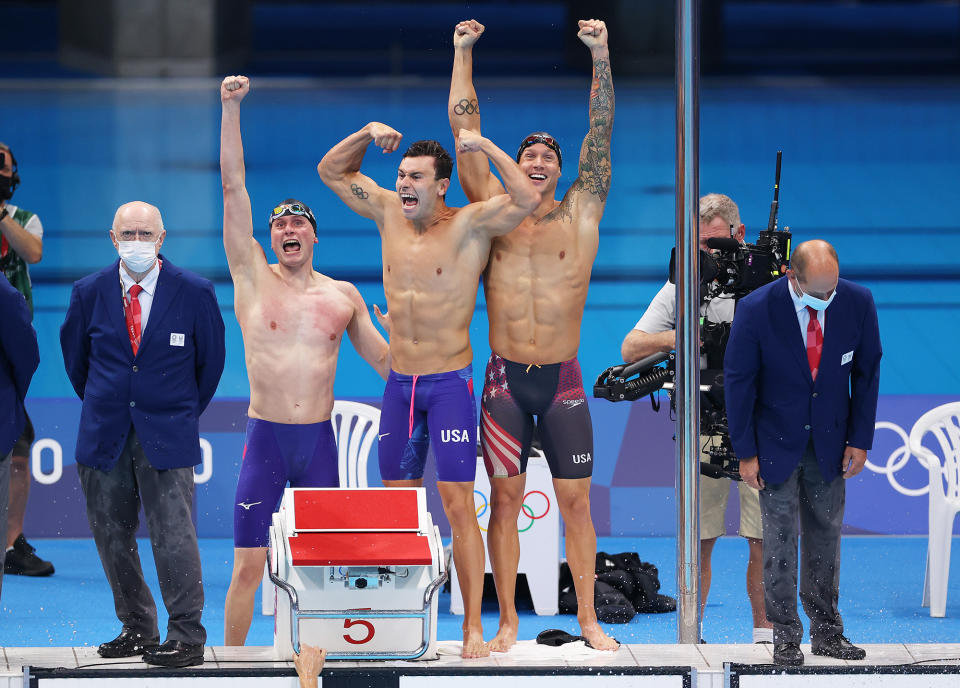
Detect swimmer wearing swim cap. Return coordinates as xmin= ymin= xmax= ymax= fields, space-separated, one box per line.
xmin=219 ymin=75 xmax=389 ymax=646
xmin=449 ymin=18 xmax=619 ymax=653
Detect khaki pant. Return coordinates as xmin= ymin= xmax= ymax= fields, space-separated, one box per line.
xmin=699 ymin=436 xmax=762 ymax=540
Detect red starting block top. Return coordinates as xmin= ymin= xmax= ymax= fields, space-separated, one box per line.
xmin=288 ymin=532 xmax=434 ymax=566
xmin=292 ymin=489 xmax=420 ymax=531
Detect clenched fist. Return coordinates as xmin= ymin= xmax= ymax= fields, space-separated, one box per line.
xmin=456 ymin=129 xmax=485 ymax=154
xmin=453 ymin=20 xmax=485 ymax=49
xmin=367 ymin=122 xmax=403 ymax=154
xmin=221 ymin=75 xmax=249 ymax=103
xmin=577 ymin=19 xmax=608 ymax=49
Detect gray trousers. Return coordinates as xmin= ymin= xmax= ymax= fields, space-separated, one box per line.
xmin=78 ymin=427 xmax=205 ymax=645
xmin=0 ymin=451 xmax=9 ymax=601
xmin=759 ymin=441 xmax=845 ymax=645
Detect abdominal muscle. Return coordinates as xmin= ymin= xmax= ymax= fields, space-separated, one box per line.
xmin=385 ymin=283 xmax=473 ymax=375
xmin=485 ymin=239 xmax=593 ymax=365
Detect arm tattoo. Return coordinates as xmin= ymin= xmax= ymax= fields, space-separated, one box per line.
xmin=574 ymin=56 xmax=614 ymax=202
xmin=453 ymin=98 xmax=479 ymax=116
xmin=351 ymin=183 xmax=370 ymax=200
xmin=536 ymin=196 xmax=574 ymax=225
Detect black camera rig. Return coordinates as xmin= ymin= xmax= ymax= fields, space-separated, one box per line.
xmin=595 ymin=152 xmax=792 ymax=481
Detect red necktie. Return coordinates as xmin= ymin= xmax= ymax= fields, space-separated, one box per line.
xmin=806 ymin=305 xmax=823 ymax=380
xmin=124 ymin=284 xmax=144 ymax=355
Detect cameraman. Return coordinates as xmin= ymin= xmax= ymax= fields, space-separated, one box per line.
xmin=620 ymin=193 xmax=772 ymax=643
xmin=0 ymin=142 xmax=54 ymax=578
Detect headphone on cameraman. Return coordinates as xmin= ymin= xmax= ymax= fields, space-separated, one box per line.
xmin=0 ymin=143 xmax=21 ymax=198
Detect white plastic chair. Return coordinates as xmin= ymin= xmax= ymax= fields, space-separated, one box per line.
xmin=331 ymin=399 xmax=381 ymax=489
xmin=911 ymin=401 xmax=960 ymax=617
xmin=262 ymin=400 xmax=382 ymax=614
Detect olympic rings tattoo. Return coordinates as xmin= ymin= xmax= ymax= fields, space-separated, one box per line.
xmin=453 ymin=99 xmax=479 ymax=116
xmin=351 ymin=183 xmax=369 ymax=200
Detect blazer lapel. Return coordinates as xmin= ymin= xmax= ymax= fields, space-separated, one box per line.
xmin=769 ymin=278 xmax=813 ymax=384
xmin=99 ymin=261 xmax=131 ymax=358
xmin=137 ymin=255 xmax=182 ymax=357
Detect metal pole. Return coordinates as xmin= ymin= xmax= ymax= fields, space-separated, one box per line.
xmin=675 ymin=0 xmax=701 ymax=645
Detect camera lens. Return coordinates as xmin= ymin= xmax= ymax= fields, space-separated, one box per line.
xmin=355 ymin=578 xmax=367 ymax=589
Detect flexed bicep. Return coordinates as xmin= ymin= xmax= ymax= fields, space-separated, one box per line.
xmin=317 ymin=123 xmax=400 ymax=224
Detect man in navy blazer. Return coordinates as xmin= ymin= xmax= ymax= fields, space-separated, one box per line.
xmin=0 ymin=272 xmax=39 ymax=598
xmin=60 ymin=201 xmax=225 ymax=667
xmin=725 ymin=240 xmax=881 ymax=666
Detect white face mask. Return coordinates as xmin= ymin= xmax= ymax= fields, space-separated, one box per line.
xmin=117 ymin=239 xmax=158 ymax=273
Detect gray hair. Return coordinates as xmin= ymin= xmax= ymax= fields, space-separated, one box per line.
xmin=699 ymin=193 xmax=741 ymax=228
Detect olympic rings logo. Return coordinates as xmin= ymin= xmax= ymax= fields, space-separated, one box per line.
xmin=473 ymin=489 xmax=551 ymax=533
xmin=866 ymin=420 xmax=935 ymax=497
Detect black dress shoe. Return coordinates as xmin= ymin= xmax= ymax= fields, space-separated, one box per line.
xmin=812 ymin=634 xmax=866 ymax=660
xmin=98 ymin=630 xmax=159 ymax=658
xmin=773 ymin=641 xmax=804 ymax=666
xmin=142 ymin=640 xmax=204 ymax=667
xmin=4 ymin=534 xmax=55 ymax=576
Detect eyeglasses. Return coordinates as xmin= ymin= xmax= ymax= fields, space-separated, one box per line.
xmin=114 ymin=229 xmax=157 ymax=242
xmin=516 ymin=134 xmax=562 ymax=168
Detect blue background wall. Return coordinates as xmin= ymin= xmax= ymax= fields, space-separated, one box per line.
xmin=2 ymin=1 xmax=958 ymax=537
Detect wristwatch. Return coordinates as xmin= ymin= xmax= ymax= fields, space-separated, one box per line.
xmin=0 ymin=207 xmax=8 ymax=222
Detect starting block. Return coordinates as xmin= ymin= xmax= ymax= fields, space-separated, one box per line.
xmin=269 ymin=487 xmax=446 ymax=660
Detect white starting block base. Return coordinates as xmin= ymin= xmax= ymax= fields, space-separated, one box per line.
xmin=15 ymin=643 xmax=960 ymax=687
xmin=270 ymin=488 xmax=445 ymax=660
xmin=450 ymin=455 xmax=561 ymax=616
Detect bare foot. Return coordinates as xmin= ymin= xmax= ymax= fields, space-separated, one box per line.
xmin=580 ymin=622 xmax=619 ymax=651
xmin=462 ymin=629 xmax=490 ymax=658
xmin=488 ymin=621 xmax=518 ymax=653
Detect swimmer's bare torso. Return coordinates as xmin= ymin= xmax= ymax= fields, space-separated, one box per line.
xmin=317 ymin=123 xmax=538 ymax=375
xmin=220 ymin=76 xmax=388 ymax=423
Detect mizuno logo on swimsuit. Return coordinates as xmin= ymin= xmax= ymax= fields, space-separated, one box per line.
xmin=237 ymin=501 xmax=263 ymax=510
xmin=572 ymin=453 xmax=592 ymax=464
xmin=441 ymin=429 xmax=472 ymax=443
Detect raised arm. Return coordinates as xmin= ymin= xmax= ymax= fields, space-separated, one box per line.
xmin=340 ymin=282 xmax=391 ymax=380
xmin=220 ymin=75 xmax=259 ymax=276
xmin=449 ymin=20 xmax=503 ymax=202
xmin=568 ymin=19 xmax=614 ymax=219
xmin=456 ymin=129 xmax=538 ymax=237
xmin=316 ymin=123 xmax=401 ymax=225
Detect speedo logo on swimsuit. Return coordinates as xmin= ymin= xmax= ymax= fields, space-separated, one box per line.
xmin=572 ymin=453 xmax=592 ymax=464
xmin=237 ymin=501 xmax=263 ymax=510
xmin=440 ymin=428 xmax=472 ymax=443
xmin=563 ymin=399 xmax=585 ymax=408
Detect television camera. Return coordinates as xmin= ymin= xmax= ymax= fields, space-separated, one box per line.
xmin=595 ymin=152 xmax=792 ymax=481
